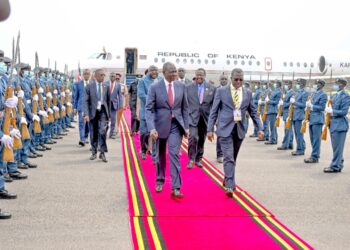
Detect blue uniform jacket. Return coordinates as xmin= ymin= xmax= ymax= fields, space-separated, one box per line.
xmin=330 ymin=90 xmax=350 ymax=133
xmin=292 ymin=88 xmax=308 ymax=121
xmin=309 ymin=90 xmax=327 ymax=125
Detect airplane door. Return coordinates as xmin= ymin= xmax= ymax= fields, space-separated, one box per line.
xmin=265 ymin=57 xmax=272 ymax=71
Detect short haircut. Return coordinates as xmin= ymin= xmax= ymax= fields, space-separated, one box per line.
xmin=195 ymin=68 xmax=206 ymax=76
xmin=162 ymin=62 xmax=175 ymax=73
xmin=231 ymin=68 xmax=243 ymax=76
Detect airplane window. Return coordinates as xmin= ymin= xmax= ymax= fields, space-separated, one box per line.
xmin=212 ymin=59 xmax=216 ymax=64
xmin=257 ymin=61 xmax=260 ymax=66
xmin=248 ymin=61 xmax=252 ymax=66
xmin=190 ymin=59 xmax=194 ymax=64
xmin=176 ymin=58 xmax=180 ymax=64
xmin=283 ymin=62 xmax=287 ymax=67
xmin=183 ymin=59 xmax=187 ymax=64
xmin=310 ymin=62 xmax=314 ymax=68
xmin=204 ymin=59 xmax=208 ymax=64
xmin=226 ymin=60 xmax=230 ymax=65
xmin=290 ymin=62 xmax=293 ymax=67
xmin=88 ymin=53 xmax=100 ymax=59
xmin=154 ymin=58 xmax=158 ymax=63
xmin=162 ymin=58 xmax=165 ymax=63
xmin=197 ymin=59 xmax=201 ymax=64
xmin=297 ymin=62 xmax=300 ymax=67
xmin=304 ymin=62 xmax=307 ymax=68
xmin=241 ymin=61 xmax=245 ymax=65
xmin=234 ymin=60 xmax=238 ymax=65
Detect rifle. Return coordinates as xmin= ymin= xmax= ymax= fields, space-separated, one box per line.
xmin=53 ymin=84 xmax=60 ymax=119
xmin=257 ymin=94 xmax=263 ymax=115
xmin=322 ymin=99 xmax=333 ymax=140
xmin=301 ymin=96 xmax=312 ymax=133
xmin=32 ymin=85 xmax=42 ymax=133
xmin=262 ymin=93 xmax=270 ymax=122
xmin=65 ymin=86 xmax=73 ymax=115
xmin=275 ymin=94 xmax=284 ymax=127
xmin=285 ymin=95 xmax=295 ymax=129
xmin=16 ymin=81 xmax=30 ymax=140
xmin=46 ymin=85 xmax=54 ymax=123
xmin=60 ymin=85 xmax=66 ymax=117
xmin=37 ymin=82 xmax=49 ymax=125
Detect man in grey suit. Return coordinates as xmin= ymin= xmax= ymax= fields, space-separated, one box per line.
xmin=107 ymin=72 xmax=122 ymax=139
xmin=146 ymin=62 xmax=189 ymax=198
xmin=187 ymin=68 xmax=216 ymax=168
xmin=84 ymin=69 xmax=111 ymax=162
xmin=207 ymin=68 xmax=264 ymax=197
xmin=178 ymin=67 xmax=192 ymax=85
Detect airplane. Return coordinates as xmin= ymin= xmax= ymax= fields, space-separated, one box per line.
xmin=79 ymin=47 xmax=350 ymax=85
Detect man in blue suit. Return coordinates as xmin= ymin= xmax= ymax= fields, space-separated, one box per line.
xmin=290 ymin=78 xmax=309 ymax=156
xmin=250 ymin=81 xmax=262 ymax=138
xmin=107 ymin=72 xmax=122 ymax=139
xmin=324 ymin=78 xmax=350 ymax=173
xmin=73 ymin=69 xmax=90 ymax=146
xmin=278 ymin=80 xmax=295 ymax=150
xmin=304 ymin=79 xmax=327 ymax=163
xmin=146 ymin=62 xmax=189 ymax=198
xmin=207 ymin=68 xmax=264 ymax=197
xmin=265 ymin=80 xmax=282 ymax=145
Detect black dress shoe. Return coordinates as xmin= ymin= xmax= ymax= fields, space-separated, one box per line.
xmin=171 ymin=189 xmax=184 ymax=199
xmin=58 ymin=132 xmax=67 ymax=136
xmin=35 ymin=145 xmax=46 ymax=151
xmin=45 ymin=140 xmax=55 ymax=145
xmin=0 ymin=210 xmax=11 ymax=219
xmin=249 ymin=134 xmax=258 ymax=138
xmin=78 ymin=141 xmax=85 ymax=147
xmin=217 ymin=156 xmax=224 ymax=163
xmin=141 ymin=152 xmax=146 ymax=160
xmin=34 ymin=152 xmax=43 ymax=157
xmin=41 ymin=145 xmax=51 ymax=150
xmin=323 ymin=167 xmax=341 ymax=173
xmin=196 ymin=161 xmax=203 ymax=168
xmin=256 ymin=138 xmax=265 ymax=141
xmin=3 ymin=173 xmax=13 ymax=183
xmin=291 ymin=151 xmax=304 ymax=156
xmin=304 ymin=158 xmax=319 ymax=164
xmin=24 ymin=161 xmax=38 ymax=168
xmin=225 ymin=187 xmax=236 ymax=198
xmin=277 ymin=146 xmax=288 ymax=150
xmin=17 ymin=162 xmax=29 ymax=169
xmin=28 ymin=153 xmax=37 ymax=158
xmin=99 ymin=153 xmax=108 ymax=163
xmin=9 ymin=171 xmax=28 ymax=180
xmin=52 ymin=135 xmax=62 ymax=140
xmin=63 ymin=129 xmax=69 ymax=132
xmin=288 ymin=146 xmax=294 ymax=150
xmin=90 ymin=154 xmax=97 ymax=160
xmin=51 ymin=140 xmax=57 ymax=144
xmin=155 ymin=184 xmax=163 ymax=193
xmin=265 ymin=142 xmax=277 ymax=145
xmin=68 ymin=125 xmax=75 ymax=128
xmin=0 ymin=189 xmax=17 ymax=199
xmin=187 ymin=160 xmax=194 ymax=169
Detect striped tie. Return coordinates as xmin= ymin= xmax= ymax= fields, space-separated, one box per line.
xmin=234 ymin=90 xmax=239 ymax=107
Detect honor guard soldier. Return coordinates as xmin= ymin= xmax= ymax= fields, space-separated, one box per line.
xmin=324 ymin=78 xmax=350 ymax=173
xmin=250 ymin=81 xmax=262 ymax=138
xmin=257 ymin=81 xmax=271 ymax=141
xmin=304 ymin=79 xmax=327 ymax=163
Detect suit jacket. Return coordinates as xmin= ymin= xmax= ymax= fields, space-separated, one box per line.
xmin=128 ymin=79 xmax=138 ymax=108
xmin=309 ymin=89 xmax=327 ymax=125
xmin=145 ymin=79 xmax=189 ymax=139
xmin=207 ymin=85 xmax=263 ymax=139
xmin=266 ymin=88 xmax=282 ymax=115
xmin=186 ymin=82 xmax=216 ymax=126
xmin=73 ymin=80 xmax=86 ymax=112
xmin=179 ymin=78 xmax=192 ymax=85
xmin=330 ymin=91 xmax=350 ymax=133
xmin=292 ymin=88 xmax=309 ymax=121
xmin=107 ymin=80 xmax=122 ymax=110
xmin=282 ymin=89 xmax=295 ymax=121
xmin=137 ymin=75 xmax=162 ymax=120
xmin=84 ymin=80 xmax=111 ymax=120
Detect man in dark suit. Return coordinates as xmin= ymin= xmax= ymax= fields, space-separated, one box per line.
xmin=146 ymin=62 xmax=189 ymax=198
xmin=84 ymin=69 xmax=111 ymax=162
xmin=128 ymin=75 xmax=141 ymax=135
xmin=178 ymin=67 xmax=192 ymax=85
xmin=207 ymin=68 xmax=264 ymax=197
xmin=107 ymin=72 xmax=122 ymax=139
xmin=187 ymin=68 xmax=216 ymax=168
xmin=74 ymin=69 xmax=91 ymax=146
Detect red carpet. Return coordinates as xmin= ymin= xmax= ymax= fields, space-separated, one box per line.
xmin=120 ymin=110 xmax=313 ymax=250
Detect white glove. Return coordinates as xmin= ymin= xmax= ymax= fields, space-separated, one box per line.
xmin=61 ymin=92 xmax=66 ymax=97
xmin=258 ymin=100 xmax=263 ymax=105
xmin=69 ymin=92 xmax=73 ymax=96
xmin=325 ymin=107 xmax=333 ymax=114
xmin=17 ymin=90 xmax=24 ymax=98
xmin=33 ymin=114 xmax=40 ymax=122
xmin=65 ymin=89 xmax=70 ymax=94
xmin=53 ymin=106 xmax=59 ymax=112
xmin=290 ymin=97 xmax=295 ymax=104
xmin=10 ymin=128 xmax=21 ymax=139
xmin=66 ymin=102 xmax=72 ymax=106
xmin=278 ymin=100 xmax=284 ymax=106
xmin=39 ymin=110 xmax=48 ymax=117
xmin=265 ymin=96 xmax=270 ymax=103
xmin=53 ymin=89 xmax=58 ymax=95
xmin=5 ymin=97 xmax=17 ymax=108
xmin=306 ymin=100 xmax=312 ymax=108
xmin=38 ymin=87 xmax=44 ymax=94
xmin=33 ymin=94 xmax=39 ymax=102
xmin=61 ymin=106 xmax=66 ymax=111
xmin=20 ymin=117 xmax=28 ymax=125
xmin=47 ymin=108 xmax=53 ymax=114
xmin=1 ymin=134 xmax=13 ymax=148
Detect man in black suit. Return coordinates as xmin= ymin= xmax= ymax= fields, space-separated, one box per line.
xmin=186 ymin=68 xmax=216 ymax=168
xmin=128 ymin=75 xmax=141 ymax=135
xmin=84 ymin=69 xmax=111 ymax=162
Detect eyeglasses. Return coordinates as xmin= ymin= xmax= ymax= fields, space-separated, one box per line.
xmin=233 ymin=78 xmax=243 ymax=82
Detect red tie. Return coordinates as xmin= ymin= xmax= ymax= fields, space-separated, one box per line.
xmin=110 ymin=82 xmax=114 ymax=92
xmin=168 ymin=82 xmax=173 ymax=107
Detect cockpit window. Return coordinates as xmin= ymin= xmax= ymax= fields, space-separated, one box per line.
xmin=88 ymin=52 xmax=112 ymax=60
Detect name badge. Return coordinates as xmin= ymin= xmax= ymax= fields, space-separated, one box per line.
xmin=97 ymin=101 xmax=102 ymax=110
xmin=27 ymin=100 xmax=31 ymax=104
xmin=234 ymin=109 xmax=242 ymax=122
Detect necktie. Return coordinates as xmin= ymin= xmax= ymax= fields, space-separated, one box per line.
xmin=110 ymin=82 xmax=114 ymax=92
xmin=199 ymin=87 xmax=204 ymax=104
xmin=98 ymin=83 xmax=102 ymax=100
xmin=168 ymin=82 xmax=173 ymax=107
xmin=234 ymin=90 xmax=239 ymax=107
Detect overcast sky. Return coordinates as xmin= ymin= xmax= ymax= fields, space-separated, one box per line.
xmin=0 ymin=0 xmax=349 ymax=72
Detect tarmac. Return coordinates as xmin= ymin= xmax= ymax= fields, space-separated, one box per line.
xmin=0 ymin=119 xmax=349 ymax=250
